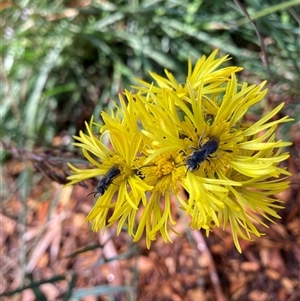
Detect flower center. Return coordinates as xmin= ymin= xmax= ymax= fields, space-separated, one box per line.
xmin=154 ymin=155 xmax=176 ymax=178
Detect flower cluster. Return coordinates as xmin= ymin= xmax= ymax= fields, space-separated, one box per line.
xmin=66 ymin=50 xmax=292 ymax=252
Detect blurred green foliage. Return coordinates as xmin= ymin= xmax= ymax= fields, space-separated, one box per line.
xmin=1 ymin=0 xmax=299 ymax=149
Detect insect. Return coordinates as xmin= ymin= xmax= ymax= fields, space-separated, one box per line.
xmin=186 ymin=135 xmax=220 ymax=172
xmin=87 ymin=165 xmax=121 ymax=197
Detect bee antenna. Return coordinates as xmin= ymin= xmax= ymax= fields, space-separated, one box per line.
xmin=176 ymin=163 xmax=189 ymax=176
xmin=138 ymin=164 xmax=152 ymax=169
xmin=87 ymin=191 xmax=97 ymax=197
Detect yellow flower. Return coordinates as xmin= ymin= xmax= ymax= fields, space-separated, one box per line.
xmin=131 ymin=62 xmax=292 ymax=251
xmin=67 ymin=51 xmax=292 ymax=252
xmin=66 ymin=110 xmax=153 ymax=237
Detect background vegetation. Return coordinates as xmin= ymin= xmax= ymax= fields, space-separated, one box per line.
xmin=1 ymin=0 xmax=299 ymax=300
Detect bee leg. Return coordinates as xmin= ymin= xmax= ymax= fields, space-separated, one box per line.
xmin=197 ymin=128 xmax=207 ymax=148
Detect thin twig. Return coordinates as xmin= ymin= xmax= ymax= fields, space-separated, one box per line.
xmin=234 ymin=0 xmax=272 ymax=80
xmin=192 ymin=230 xmax=227 ymax=301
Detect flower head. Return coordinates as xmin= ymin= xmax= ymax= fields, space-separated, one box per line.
xmin=66 ymin=106 xmax=153 ymax=237
xmin=67 ymin=50 xmax=292 ymax=252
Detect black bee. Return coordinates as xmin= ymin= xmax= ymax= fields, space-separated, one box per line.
xmin=87 ymin=165 xmax=121 ymax=197
xmin=186 ymin=136 xmax=220 ymax=172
